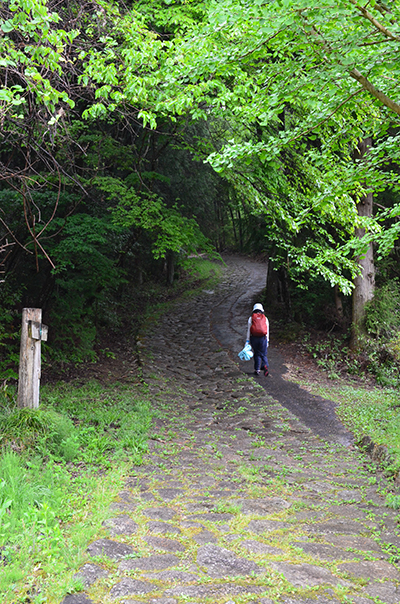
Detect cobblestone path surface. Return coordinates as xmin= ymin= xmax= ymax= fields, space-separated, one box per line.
xmin=64 ymin=257 xmax=400 ymax=604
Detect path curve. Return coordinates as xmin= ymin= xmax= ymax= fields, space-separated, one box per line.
xmin=63 ymin=255 xmax=400 ymax=604
xmin=211 ymin=255 xmax=353 ymax=446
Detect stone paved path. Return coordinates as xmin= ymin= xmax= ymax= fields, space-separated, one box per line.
xmin=63 ymin=256 xmax=400 ymax=604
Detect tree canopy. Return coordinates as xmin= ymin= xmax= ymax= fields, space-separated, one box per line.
xmin=1 ymin=0 xmax=400 ymax=367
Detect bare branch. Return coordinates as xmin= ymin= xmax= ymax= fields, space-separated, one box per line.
xmin=349 ymin=68 xmax=400 ymax=117
xmin=348 ymin=0 xmax=400 ymax=41
xmin=302 ymin=15 xmax=400 ymax=118
xmin=0 ymin=216 xmax=33 ymax=255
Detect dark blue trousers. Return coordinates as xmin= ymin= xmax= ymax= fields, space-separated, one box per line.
xmin=250 ymin=335 xmax=268 ymax=371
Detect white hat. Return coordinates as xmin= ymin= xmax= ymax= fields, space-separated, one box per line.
xmin=252 ymin=303 xmax=264 ymax=312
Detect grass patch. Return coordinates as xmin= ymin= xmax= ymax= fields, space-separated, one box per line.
xmin=1 ymin=380 xmax=151 ymax=466
xmin=143 ymin=257 xmax=223 ymax=313
xmin=0 ymin=380 xmax=152 ymax=603
xmin=295 ymin=380 xmax=400 ymax=475
xmin=182 ymin=256 xmax=224 ymax=283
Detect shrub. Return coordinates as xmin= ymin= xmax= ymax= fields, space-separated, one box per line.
xmin=365 ymin=281 xmax=400 ymax=340
xmin=362 ymin=281 xmax=400 ymax=386
xmin=0 ymin=406 xmax=78 ymax=461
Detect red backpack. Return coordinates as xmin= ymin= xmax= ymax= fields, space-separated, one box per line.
xmin=250 ymin=312 xmax=268 ymax=337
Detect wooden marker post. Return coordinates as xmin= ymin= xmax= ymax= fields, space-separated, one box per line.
xmin=17 ymin=308 xmax=48 ymax=408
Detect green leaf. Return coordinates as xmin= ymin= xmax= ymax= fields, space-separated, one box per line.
xmin=1 ymin=20 xmax=14 ymax=33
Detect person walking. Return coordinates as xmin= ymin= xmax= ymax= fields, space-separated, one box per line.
xmin=246 ymin=303 xmax=269 ymax=376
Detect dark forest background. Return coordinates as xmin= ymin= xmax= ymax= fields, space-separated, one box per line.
xmin=2 ymin=0 xmax=400 ymax=387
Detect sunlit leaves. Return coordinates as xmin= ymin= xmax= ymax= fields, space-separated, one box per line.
xmin=94 ymin=176 xmax=212 ymax=260
xmin=159 ymin=0 xmax=400 ymax=291
xmin=2 ymin=0 xmax=400 ymax=296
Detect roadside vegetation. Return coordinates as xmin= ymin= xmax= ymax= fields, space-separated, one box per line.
xmin=276 ymin=291 xmax=400 ymax=491
xmin=283 ymin=365 xmax=400 ymax=477
xmin=294 ymin=279 xmax=400 ymax=389
xmin=0 ymin=380 xmax=152 ymax=604
xmin=0 ymin=257 xmax=221 ymax=604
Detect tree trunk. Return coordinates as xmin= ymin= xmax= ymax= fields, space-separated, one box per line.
xmin=278 ymin=265 xmax=292 ymax=321
xmin=237 ymin=207 xmax=243 ymax=252
xmin=229 ymin=205 xmax=238 ymax=246
xmin=334 ymin=284 xmax=343 ymax=320
xmin=166 ymin=251 xmax=175 ymax=286
xmin=351 ymin=138 xmax=375 ymax=348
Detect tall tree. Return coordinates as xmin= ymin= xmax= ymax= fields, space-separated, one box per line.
xmin=351 ymin=138 xmax=375 ymax=345
xmin=2 ymin=0 xmax=400 ymax=336
xmin=149 ymin=0 xmax=400 ymax=316
xmin=0 ymin=0 xmax=216 ymax=366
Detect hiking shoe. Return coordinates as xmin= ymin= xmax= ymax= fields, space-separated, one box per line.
xmin=264 ymin=367 xmax=269 ymax=376
xmin=254 ymin=370 xmax=260 ymax=376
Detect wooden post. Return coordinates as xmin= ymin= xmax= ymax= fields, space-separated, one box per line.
xmin=17 ymin=308 xmax=48 ymax=409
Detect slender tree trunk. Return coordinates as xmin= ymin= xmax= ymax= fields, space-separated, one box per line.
xmin=219 ymin=199 xmax=225 ymax=250
xmin=237 ymin=207 xmax=243 ymax=252
xmin=229 ymin=205 xmax=238 ymax=246
xmin=278 ymin=266 xmax=292 ymax=321
xmin=351 ymin=138 xmax=375 ymax=348
xmin=166 ymin=251 xmax=175 ymax=286
xmin=333 ymin=284 xmax=343 ymax=320
xmin=266 ymin=258 xmax=278 ymax=302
